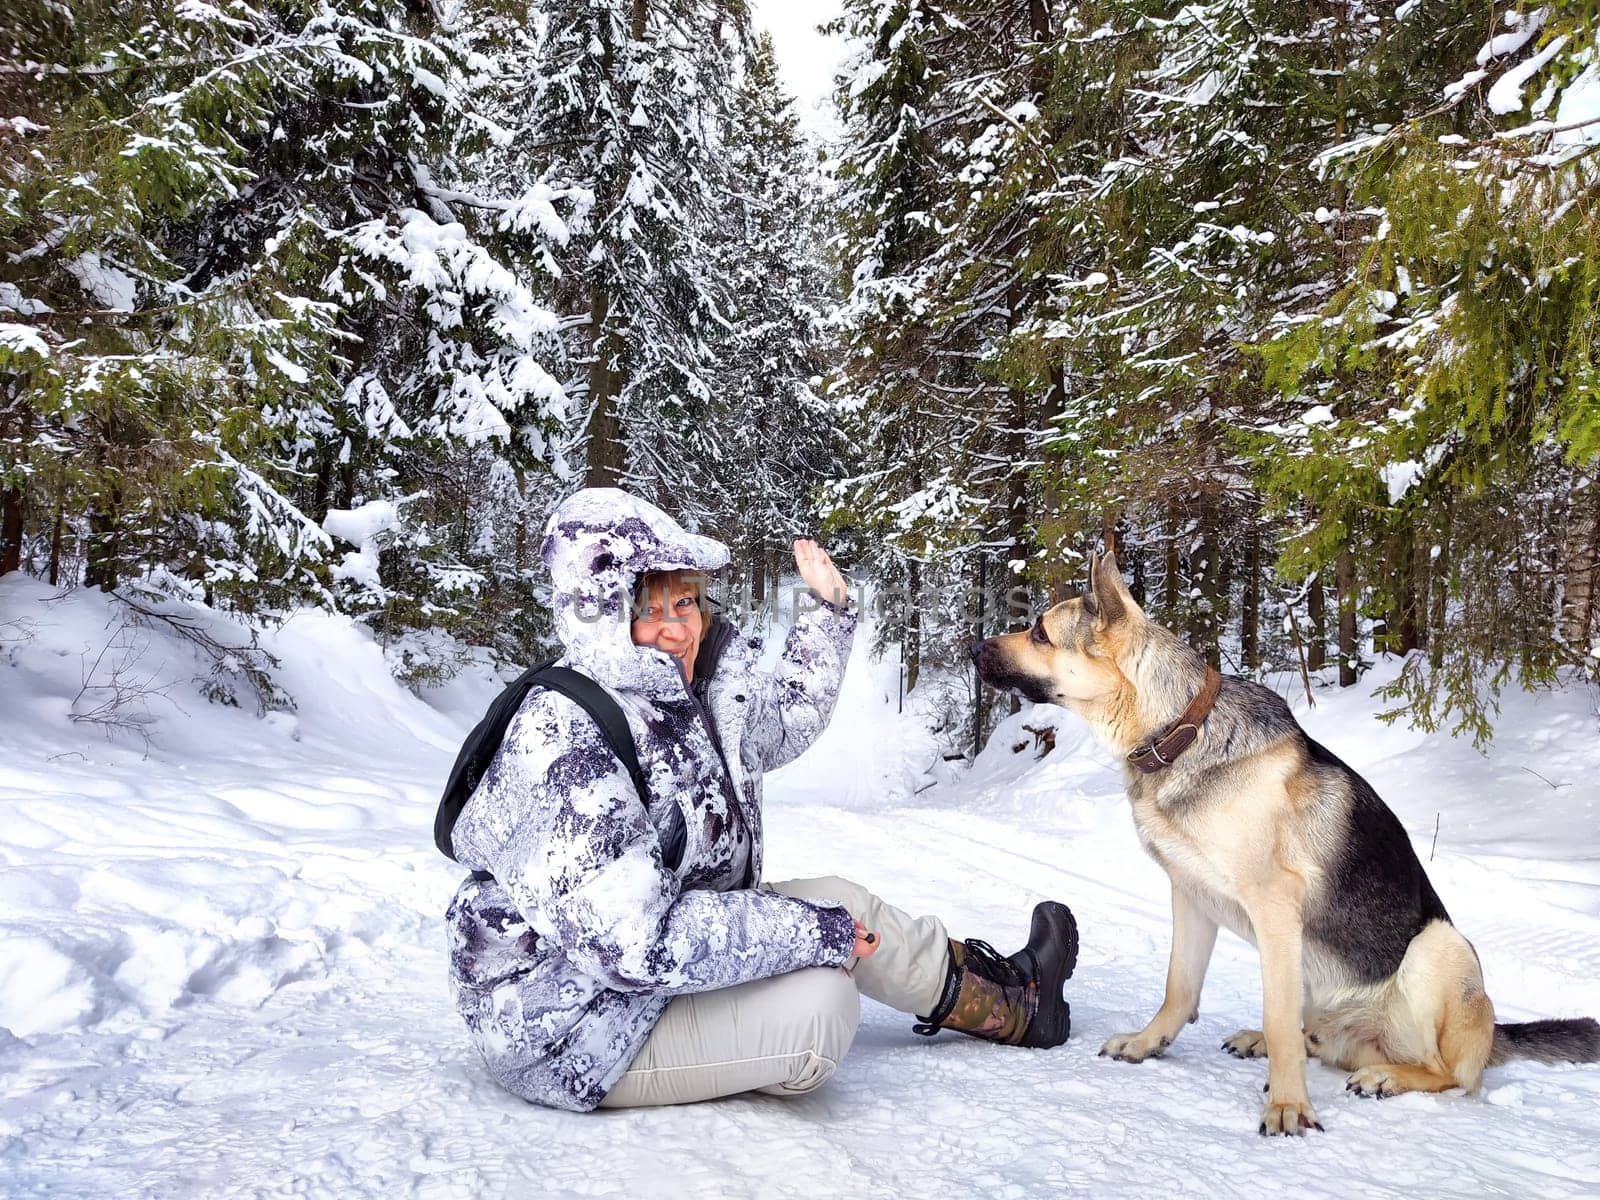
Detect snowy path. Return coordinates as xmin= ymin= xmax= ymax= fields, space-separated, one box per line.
xmin=3 ymin=579 xmax=1600 ymax=1198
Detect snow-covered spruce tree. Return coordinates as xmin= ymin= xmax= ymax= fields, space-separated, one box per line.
xmin=823 ymin=0 xmax=967 ymax=692
xmin=999 ymin=0 xmax=1379 ymax=673
xmin=2 ymin=0 xmax=344 ymax=598
xmin=505 ymin=0 xmax=746 ymax=511
xmin=699 ymin=32 xmax=839 ymax=604
xmin=1254 ymin=0 xmax=1600 ymax=743
xmin=914 ymin=0 xmax=1078 ymax=613
xmin=1 ymin=0 xmax=573 ymax=677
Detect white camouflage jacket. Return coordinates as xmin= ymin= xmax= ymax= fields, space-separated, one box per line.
xmin=445 ymin=488 xmax=858 ymax=1111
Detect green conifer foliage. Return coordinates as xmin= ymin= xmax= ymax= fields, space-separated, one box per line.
xmin=1254 ymin=1 xmax=1600 ymax=741
xmin=2 ymin=0 xmax=572 ymax=673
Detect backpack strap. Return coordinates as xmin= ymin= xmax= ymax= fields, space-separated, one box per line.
xmin=458 ymin=664 xmax=682 ymax=882
xmin=532 ymin=666 xmax=652 ymax=801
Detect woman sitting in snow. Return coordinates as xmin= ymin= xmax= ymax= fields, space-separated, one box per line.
xmin=444 ymin=488 xmax=1078 ymax=1111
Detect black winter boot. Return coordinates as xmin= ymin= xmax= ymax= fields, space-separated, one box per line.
xmin=912 ymin=901 xmax=1078 ymax=1048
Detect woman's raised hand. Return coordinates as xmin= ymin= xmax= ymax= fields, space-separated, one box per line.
xmin=793 ymin=538 xmax=848 ymax=608
xmin=853 ymin=920 xmax=880 ymax=959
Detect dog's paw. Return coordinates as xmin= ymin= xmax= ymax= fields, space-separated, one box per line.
xmin=1345 ymin=1067 xmax=1396 ymax=1099
xmin=1222 ymin=1029 xmax=1267 ymax=1059
xmin=1098 ymin=1031 xmax=1171 ymax=1063
xmin=1259 ymin=1096 xmax=1323 ymax=1136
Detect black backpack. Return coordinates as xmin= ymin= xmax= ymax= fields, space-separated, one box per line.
xmin=434 ymin=661 xmax=684 ymax=880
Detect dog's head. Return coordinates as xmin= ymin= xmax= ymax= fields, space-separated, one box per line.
xmin=972 ymin=551 xmax=1145 ymax=711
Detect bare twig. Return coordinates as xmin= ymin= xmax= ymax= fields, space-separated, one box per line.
xmin=1518 ymin=765 xmax=1569 ymax=790
xmin=0 ymin=614 xmax=37 ymax=654
xmin=70 ymin=622 xmax=182 ymax=753
xmin=1287 ymin=598 xmax=1316 ymax=710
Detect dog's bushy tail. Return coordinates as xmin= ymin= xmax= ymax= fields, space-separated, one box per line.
xmin=1489 ymin=1018 xmax=1600 ymax=1067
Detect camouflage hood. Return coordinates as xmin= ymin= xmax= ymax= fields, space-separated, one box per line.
xmin=539 ymin=487 xmax=729 ymax=693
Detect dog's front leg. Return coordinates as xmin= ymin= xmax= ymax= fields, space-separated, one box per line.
xmin=1101 ymin=882 xmax=1218 ymax=1063
xmin=1245 ymin=891 xmax=1322 ymax=1135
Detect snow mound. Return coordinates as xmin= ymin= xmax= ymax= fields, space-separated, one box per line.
xmin=0 ymin=575 xmax=501 ymax=1053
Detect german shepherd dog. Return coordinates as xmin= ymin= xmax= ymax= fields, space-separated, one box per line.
xmin=973 ymin=552 xmax=1600 ymax=1135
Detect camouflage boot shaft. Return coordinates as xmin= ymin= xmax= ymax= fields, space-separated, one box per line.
xmin=913 ymin=938 xmax=1039 ymax=1046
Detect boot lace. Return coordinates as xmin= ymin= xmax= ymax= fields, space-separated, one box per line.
xmin=961 ymin=938 xmax=1027 ymax=987
xmin=911 ymin=938 xmax=1028 ymax=1036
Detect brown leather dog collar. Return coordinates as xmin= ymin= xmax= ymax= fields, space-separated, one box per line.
xmin=1127 ymin=666 xmax=1222 ymax=775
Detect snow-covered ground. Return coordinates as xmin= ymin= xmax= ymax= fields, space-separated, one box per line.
xmin=3 ymin=574 xmax=1599 ymax=1198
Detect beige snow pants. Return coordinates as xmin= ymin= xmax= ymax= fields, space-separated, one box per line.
xmin=597 ymin=875 xmax=950 ymax=1108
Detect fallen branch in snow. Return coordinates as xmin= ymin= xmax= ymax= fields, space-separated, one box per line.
xmin=116 ymin=590 xmax=293 ymax=717
xmin=71 ymin=623 xmax=182 ymax=753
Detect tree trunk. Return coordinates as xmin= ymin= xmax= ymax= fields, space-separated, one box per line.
xmin=511 ymin=478 xmax=529 ymax=582
xmin=1041 ymin=364 xmax=1072 ymax=603
xmin=1241 ymin=522 xmax=1261 ymax=672
xmin=0 ymin=480 xmax=21 ymax=578
xmin=1561 ymin=474 xmax=1598 ymax=649
xmin=905 ymin=556 xmax=922 ymax=692
xmin=1028 ymin=0 xmax=1051 ymax=41
xmin=1406 ymin=530 xmax=1429 ymax=651
xmin=1128 ymin=533 xmax=1146 ymax=606
xmin=1385 ymin=527 xmax=1423 ymax=654
xmin=1003 ymin=280 xmax=1032 ymax=600
xmin=974 ymin=553 xmax=989 ymax=754
xmin=1163 ymin=499 xmax=1180 ymax=622
xmin=85 ymin=499 xmax=120 ymax=591
xmin=1216 ymin=508 xmax=1235 ymax=665
xmin=583 ymin=3 xmax=644 ymax=489
xmin=309 ymin=452 xmax=334 ymax=525
xmin=1306 ymin=573 xmax=1326 ymax=672
xmin=750 ymin=537 xmax=766 ymax=606
xmin=1433 ymin=492 xmax=1459 ymax=672
xmin=1007 ymin=382 xmax=1030 ymax=595
xmin=585 ymin=284 xmax=625 ymax=487
xmin=47 ymin=485 xmax=64 ymax=585
xmin=1337 ymin=546 xmax=1358 ymax=687
xmin=0 ymin=402 xmax=28 ymax=577
xmin=84 ymin=405 xmax=120 ymax=591
xmin=1195 ymin=495 xmax=1222 ymax=668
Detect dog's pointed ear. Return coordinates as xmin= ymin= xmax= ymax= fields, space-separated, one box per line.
xmin=1083 ymin=553 xmax=1100 ymax=618
xmin=1089 ymin=549 xmax=1135 ymax=628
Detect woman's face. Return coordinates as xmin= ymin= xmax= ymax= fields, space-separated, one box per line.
xmin=630 ymin=576 xmax=705 ymax=682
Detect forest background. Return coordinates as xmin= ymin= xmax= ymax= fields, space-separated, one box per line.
xmin=3 ymin=0 xmax=1598 ymax=754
